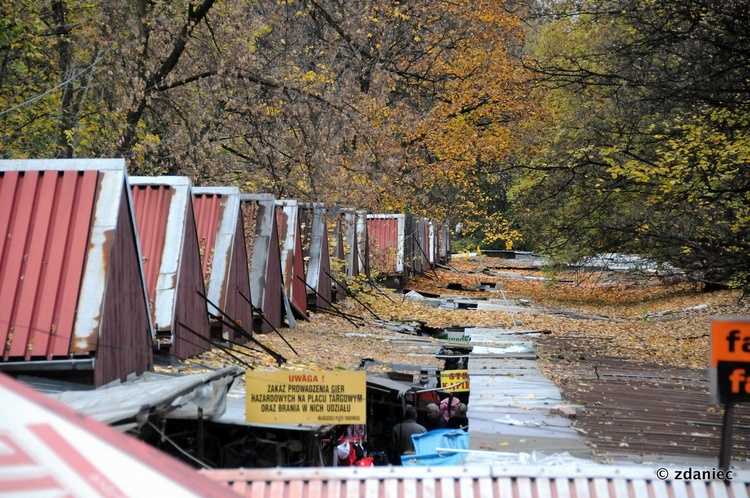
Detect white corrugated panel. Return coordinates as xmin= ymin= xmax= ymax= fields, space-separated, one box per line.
xmin=203 ymin=465 xmax=750 ymax=498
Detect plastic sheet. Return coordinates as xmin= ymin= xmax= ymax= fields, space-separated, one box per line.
xmin=401 ymin=429 xmax=470 ymax=467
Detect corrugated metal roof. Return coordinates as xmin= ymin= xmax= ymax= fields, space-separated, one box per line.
xmin=241 ymin=194 xmax=285 ymax=332
xmin=130 ymin=177 xmax=211 ymax=358
xmin=466 ymin=328 xmax=591 ymax=457
xmin=130 ymin=176 xmax=192 ymax=332
xmin=203 ymin=464 xmax=750 ymax=498
xmin=41 ymin=366 xmax=241 ymax=430
xmin=276 ymin=200 xmax=307 ymax=317
xmin=192 ymin=187 xmax=240 ymax=316
xmin=368 ymin=214 xmax=406 ymax=274
xmin=1 ymin=372 xmax=239 ymax=497
xmin=537 ymin=335 xmax=750 ymax=463
xmin=0 ymin=159 xmax=136 ymax=361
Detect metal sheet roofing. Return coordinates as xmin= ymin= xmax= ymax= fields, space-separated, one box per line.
xmin=241 ymin=194 xmax=285 ymax=332
xmin=130 ymin=177 xmax=210 ymax=358
xmin=203 ymin=464 xmax=750 ymax=498
xmin=193 ymin=187 xmax=241 ymax=316
xmin=44 ymin=366 xmax=241 ymax=430
xmin=368 ymin=214 xmax=406 ymax=274
xmin=130 ymin=176 xmax=193 ymax=332
xmin=0 ymin=372 xmax=238 ymax=497
xmin=0 ymin=159 xmax=145 ymax=363
xmin=537 ymin=335 xmax=750 ymax=463
xmin=276 ymin=200 xmax=307 ymax=318
xmin=466 ymin=327 xmax=591 ymax=458
xmin=1 ymin=168 xmax=96 ymax=360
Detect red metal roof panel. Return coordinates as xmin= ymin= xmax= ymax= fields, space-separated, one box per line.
xmin=0 ymin=372 xmax=238 ymax=497
xmin=0 ymin=160 xmax=153 ymax=385
xmin=130 ymin=177 xmax=210 ymax=358
xmin=368 ymin=214 xmax=405 ymax=275
xmin=0 ymin=170 xmax=98 ymax=360
xmin=130 ymin=183 xmax=172 ymax=303
xmin=193 ymin=191 xmax=223 ymax=283
xmin=203 ymin=465 xmax=750 ymax=498
xmin=193 ymin=187 xmax=253 ymax=341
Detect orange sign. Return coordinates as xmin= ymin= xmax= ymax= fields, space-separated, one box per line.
xmin=711 ymin=319 xmax=750 ymax=366
xmin=711 ymin=318 xmax=750 ymax=404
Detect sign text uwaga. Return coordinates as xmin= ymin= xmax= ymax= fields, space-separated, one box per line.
xmin=711 ymin=318 xmax=750 ymax=404
xmin=246 ymin=371 xmax=367 ymax=424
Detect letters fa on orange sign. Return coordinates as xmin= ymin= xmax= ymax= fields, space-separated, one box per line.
xmin=710 ymin=318 xmax=750 ymax=404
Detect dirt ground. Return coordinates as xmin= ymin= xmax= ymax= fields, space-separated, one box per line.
xmin=182 ymin=255 xmax=746 ymax=377
xmin=170 ymin=255 xmax=750 ymax=462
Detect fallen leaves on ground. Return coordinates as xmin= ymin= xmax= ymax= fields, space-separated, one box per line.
xmin=187 ymin=255 xmax=748 ymax=384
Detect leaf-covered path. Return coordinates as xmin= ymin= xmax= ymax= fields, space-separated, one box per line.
xmin=179 ymin=255 xmax=750 ymax=463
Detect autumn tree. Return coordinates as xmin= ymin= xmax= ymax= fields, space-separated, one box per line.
xmin=0 ymin=1 xmax=107 ymax=158
xmin=1 ymin=0 xmax=531 ymax=245
xmin=0 ymin=0 xmax=233 ymax=172
xmin=511 ymin=0 xmax=750 ymax=287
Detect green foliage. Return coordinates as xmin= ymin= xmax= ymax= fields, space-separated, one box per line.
xmin=729 ymin=271 xmax=750 ymax=304
xmin=451 ymin=236 xmax=481 ymax=254
xmin=511 ymin=0 xmax=750 ymax=286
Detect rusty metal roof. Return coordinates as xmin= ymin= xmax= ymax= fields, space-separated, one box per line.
xmin=368 ymin=214 xmax=406 ymax=274
xmin=304 ymin=204 xmax=333 ymax=310
xmin=241 ymin=194 xmax=286 ymax=332
xmin=203 ymin=464 xmax=750 ymax=498
xmin=130 ymin=176 xmax=193 ymax=332
xmin=536 ymin=336 xmax=750 ymax=463
xmin=0 ymin=159 xmax=144 ymax=361
xmin=192 ymin=187 xmax=241 ymax=317
xmin=275 ymin=200 xmax=307 ymax=318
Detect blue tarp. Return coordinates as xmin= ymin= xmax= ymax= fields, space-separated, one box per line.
xmin=401 ymin=429 xmax=469 ymax=467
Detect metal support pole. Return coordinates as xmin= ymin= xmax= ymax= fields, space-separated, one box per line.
xmin=197 ymin=407 xmax=204 ymax=463
xmin=719 ymin=402 xmax=735 ymax=472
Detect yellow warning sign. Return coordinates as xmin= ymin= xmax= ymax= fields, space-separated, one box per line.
xmin=440 ymin=369 xmax=470 ymax=392
xmin=246 ymin=371 xmax=366 ymax=424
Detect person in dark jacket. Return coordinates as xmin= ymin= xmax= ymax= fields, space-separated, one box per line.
xmin=424 ymin=403 xmax=447 ymax=431
xmin=391 ymin=406 xmax=427 ymax=459
xmin=447 ymin=402 xmax=468 ymax=430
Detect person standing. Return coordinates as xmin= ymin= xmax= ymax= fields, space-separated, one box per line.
xmin=424 ymin=403 xmax=447 ymax=431
xmin=391 ymin=406 xmax=427 ymax=462
xmin=447 ymin=403 xmax=468 ymax=430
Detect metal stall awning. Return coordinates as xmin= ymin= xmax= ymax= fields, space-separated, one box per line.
xmin=37 ymin=366 xmax=242 ymax=432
